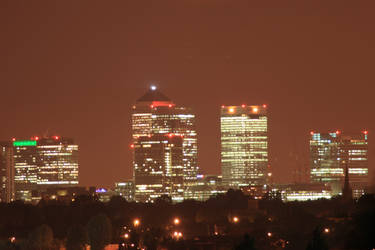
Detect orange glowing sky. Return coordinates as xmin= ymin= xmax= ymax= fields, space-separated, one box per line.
xmin=2 ymin=0 xmax=375 ymax=187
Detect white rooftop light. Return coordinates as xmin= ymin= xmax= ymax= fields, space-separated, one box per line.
xmin=150 ymin=85 xmax=157 ymax=91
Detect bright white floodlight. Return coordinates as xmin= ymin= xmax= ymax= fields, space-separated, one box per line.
xmin=150 ymin=85 xmax=157 ymax=91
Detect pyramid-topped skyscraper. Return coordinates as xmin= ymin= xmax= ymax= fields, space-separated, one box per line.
xmin=131 ymin=86 xmax=198 ymax=202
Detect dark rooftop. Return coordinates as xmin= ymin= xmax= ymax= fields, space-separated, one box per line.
xmin=136 ymin=87 xmax=171 ymax=102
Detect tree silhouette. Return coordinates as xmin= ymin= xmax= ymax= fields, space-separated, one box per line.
xmin=87 ymin=214 xmax=112 ymax=250
xmin=27 ymin=224 xmax=54 ymax=250
xmin=66 ymin=224 xmax=88 ymax=250
xmin=235 ymin=234 xmax=256 ymax=250
xmin=306 ymin=227 xmax=328 ymax=250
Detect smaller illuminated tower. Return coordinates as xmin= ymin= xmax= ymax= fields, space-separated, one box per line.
xmin=310 ymin=131 xmax=368 ymax=198
xmin=221 ymin=105 xmax=268 ymax=188
xmin=133 ymin=134 xmax=184 ymax=203
xmin=13 ymin=136 xmax=79 ymax=202
xmin=0 ymin=142 xmax=14 ymax=202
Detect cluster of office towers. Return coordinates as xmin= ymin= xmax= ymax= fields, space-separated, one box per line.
xmin=0 ymin=86 xmax=369 ymax=203
xmin=0 ymin=137 xmax=78 ymax=203
xmin=131 ymin=86 xmax=369 ymax=202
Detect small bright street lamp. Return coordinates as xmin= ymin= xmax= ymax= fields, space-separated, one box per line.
xmin=133 ymin=218 xmax=140 ymax=227
xmin=174 ymin=218 xmax=180 ymax=225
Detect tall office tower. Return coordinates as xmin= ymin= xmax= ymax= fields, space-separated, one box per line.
xmin=13 ymin=139 xmax=39 ymax=202
xmin=36 ymin=137 xmax=79 ymax=187
xmin=13 ymin=136 xmax=79 ymax=202
xmin=132 ymin=86 xmax=198 ymax=201
xmin=221 ymin=105 xmax=268 ymax=189
xmin=0 ymin=142 xmax=14 ymax=202
xmin=133 ymin=134 xmax=184 ymax=203
xmin=310 ymin=131 xmax=368 ymax=197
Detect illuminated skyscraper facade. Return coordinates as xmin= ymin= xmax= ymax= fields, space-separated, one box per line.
xmin=0 ymin=142 xmax=14 ymax=202
xmin=221 ymin=105 xmax=268 ymax=188
xmin=310 ymin=131 xmax=368 ymax=197
xmin=13 ymin=140 xmax=38 ymax=201
xmin=131 ymin=86 xmax=198 ymax=202
xmin=114 ymin=180 xmax=135 ymax=202
xmin=36 ymin=137 xmax=79 ymax=186
xmin=13 ymin=137 xmax=79 ymax=202
xmin=133 ymin=134 xmax=184 ymax=203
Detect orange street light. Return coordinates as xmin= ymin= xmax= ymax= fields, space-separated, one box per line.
xmin=324 ymin=228 xmax=330 ymax=233
xmin=133 ymin=218 xmax=140 ymax=227
xmin=174 ymin=218 xmax=180 ymax=225
xmin=173 ymin=231 xmax=183 ymax=239
xmin=233 ymin=216 xmax=239 ymax=223
xmin=267 ymin=232 xmax=272 ymax=237
xmin=124 ymin=233 xmax=129 ymax=239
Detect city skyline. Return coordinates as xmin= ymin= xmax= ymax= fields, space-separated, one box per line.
xmin=2 ymin=1 xmax=375 ymax=188
xmin=0 ymin=86 xmax=373 ymax=189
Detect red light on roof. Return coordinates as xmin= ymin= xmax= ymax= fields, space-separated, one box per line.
xmin=130 ymin=144 xmax=134 ymax=149
xmin=263 ymin=104 xmax=267 ymax=108
xmin=241 ymin=104 xmax=246 ymax=108
xmin=335 ymin=130 xmax=341 ymax=134
xmin=54 ymin=136 xmax=59 ymax=140
xmin=35 ymin=136 xmax=39 ymax=140
xmin=168 ymin=104 xmax=172 ymax=108
xmin=168 ymin=133 xmax=174 ymax=138
xmin=12 ymin=138 xmax=16 ymax=142
xmin=310 ymin=131 xmax=314 ymax=135
xmin=363 ymin=131 xmax=368 ymax=135
xmin=150 ymin=105 xmax=154 ymax=108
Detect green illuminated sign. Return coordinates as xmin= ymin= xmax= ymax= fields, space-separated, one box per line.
xmin=13 ymin=140 xmax=37 ymax=147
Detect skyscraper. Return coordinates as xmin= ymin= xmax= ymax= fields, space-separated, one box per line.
xmin=221 ymin=105 xmax=268 ymax=189
xmin=0 ymin=142 xmax=14 ymax=202
xmin=13 ymin=139 xmax=38 ymax=202
xmin=133 ymin=134 xmax=184 ymax=203
xmin=36 ymin=136 xmax=79 ymax=187
xmin=310 ymin=131 xmax=368 ymax=197
xmin=132 ymin=86 xmax=198 ymax=202
xmin=13 ymin=136 xmax=79 ymax=202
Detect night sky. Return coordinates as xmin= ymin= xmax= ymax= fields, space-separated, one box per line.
xmin=2 ymin=1 xmax=375 ymax=188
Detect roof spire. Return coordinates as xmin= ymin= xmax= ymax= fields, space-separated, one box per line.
xmin=342 ymin=161 xmax=352 ymax=201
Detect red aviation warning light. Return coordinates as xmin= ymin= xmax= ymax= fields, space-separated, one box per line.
xmin=241 ymin=104 xmax=246 ymax=108
xmin=363 ymin=130 xmax=368 ymax=135
xmin=130 ymin=144 xmax=134 ymax=149
xmin=335 ymin=130 xmax=341 ymax=135
xmin=12 ymin=138 xmax=16 ymax=142
xmin=310 ymin=131 xmax=314 ymax=136
xmin=262 ymin=104 xmax=267 ymax=108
